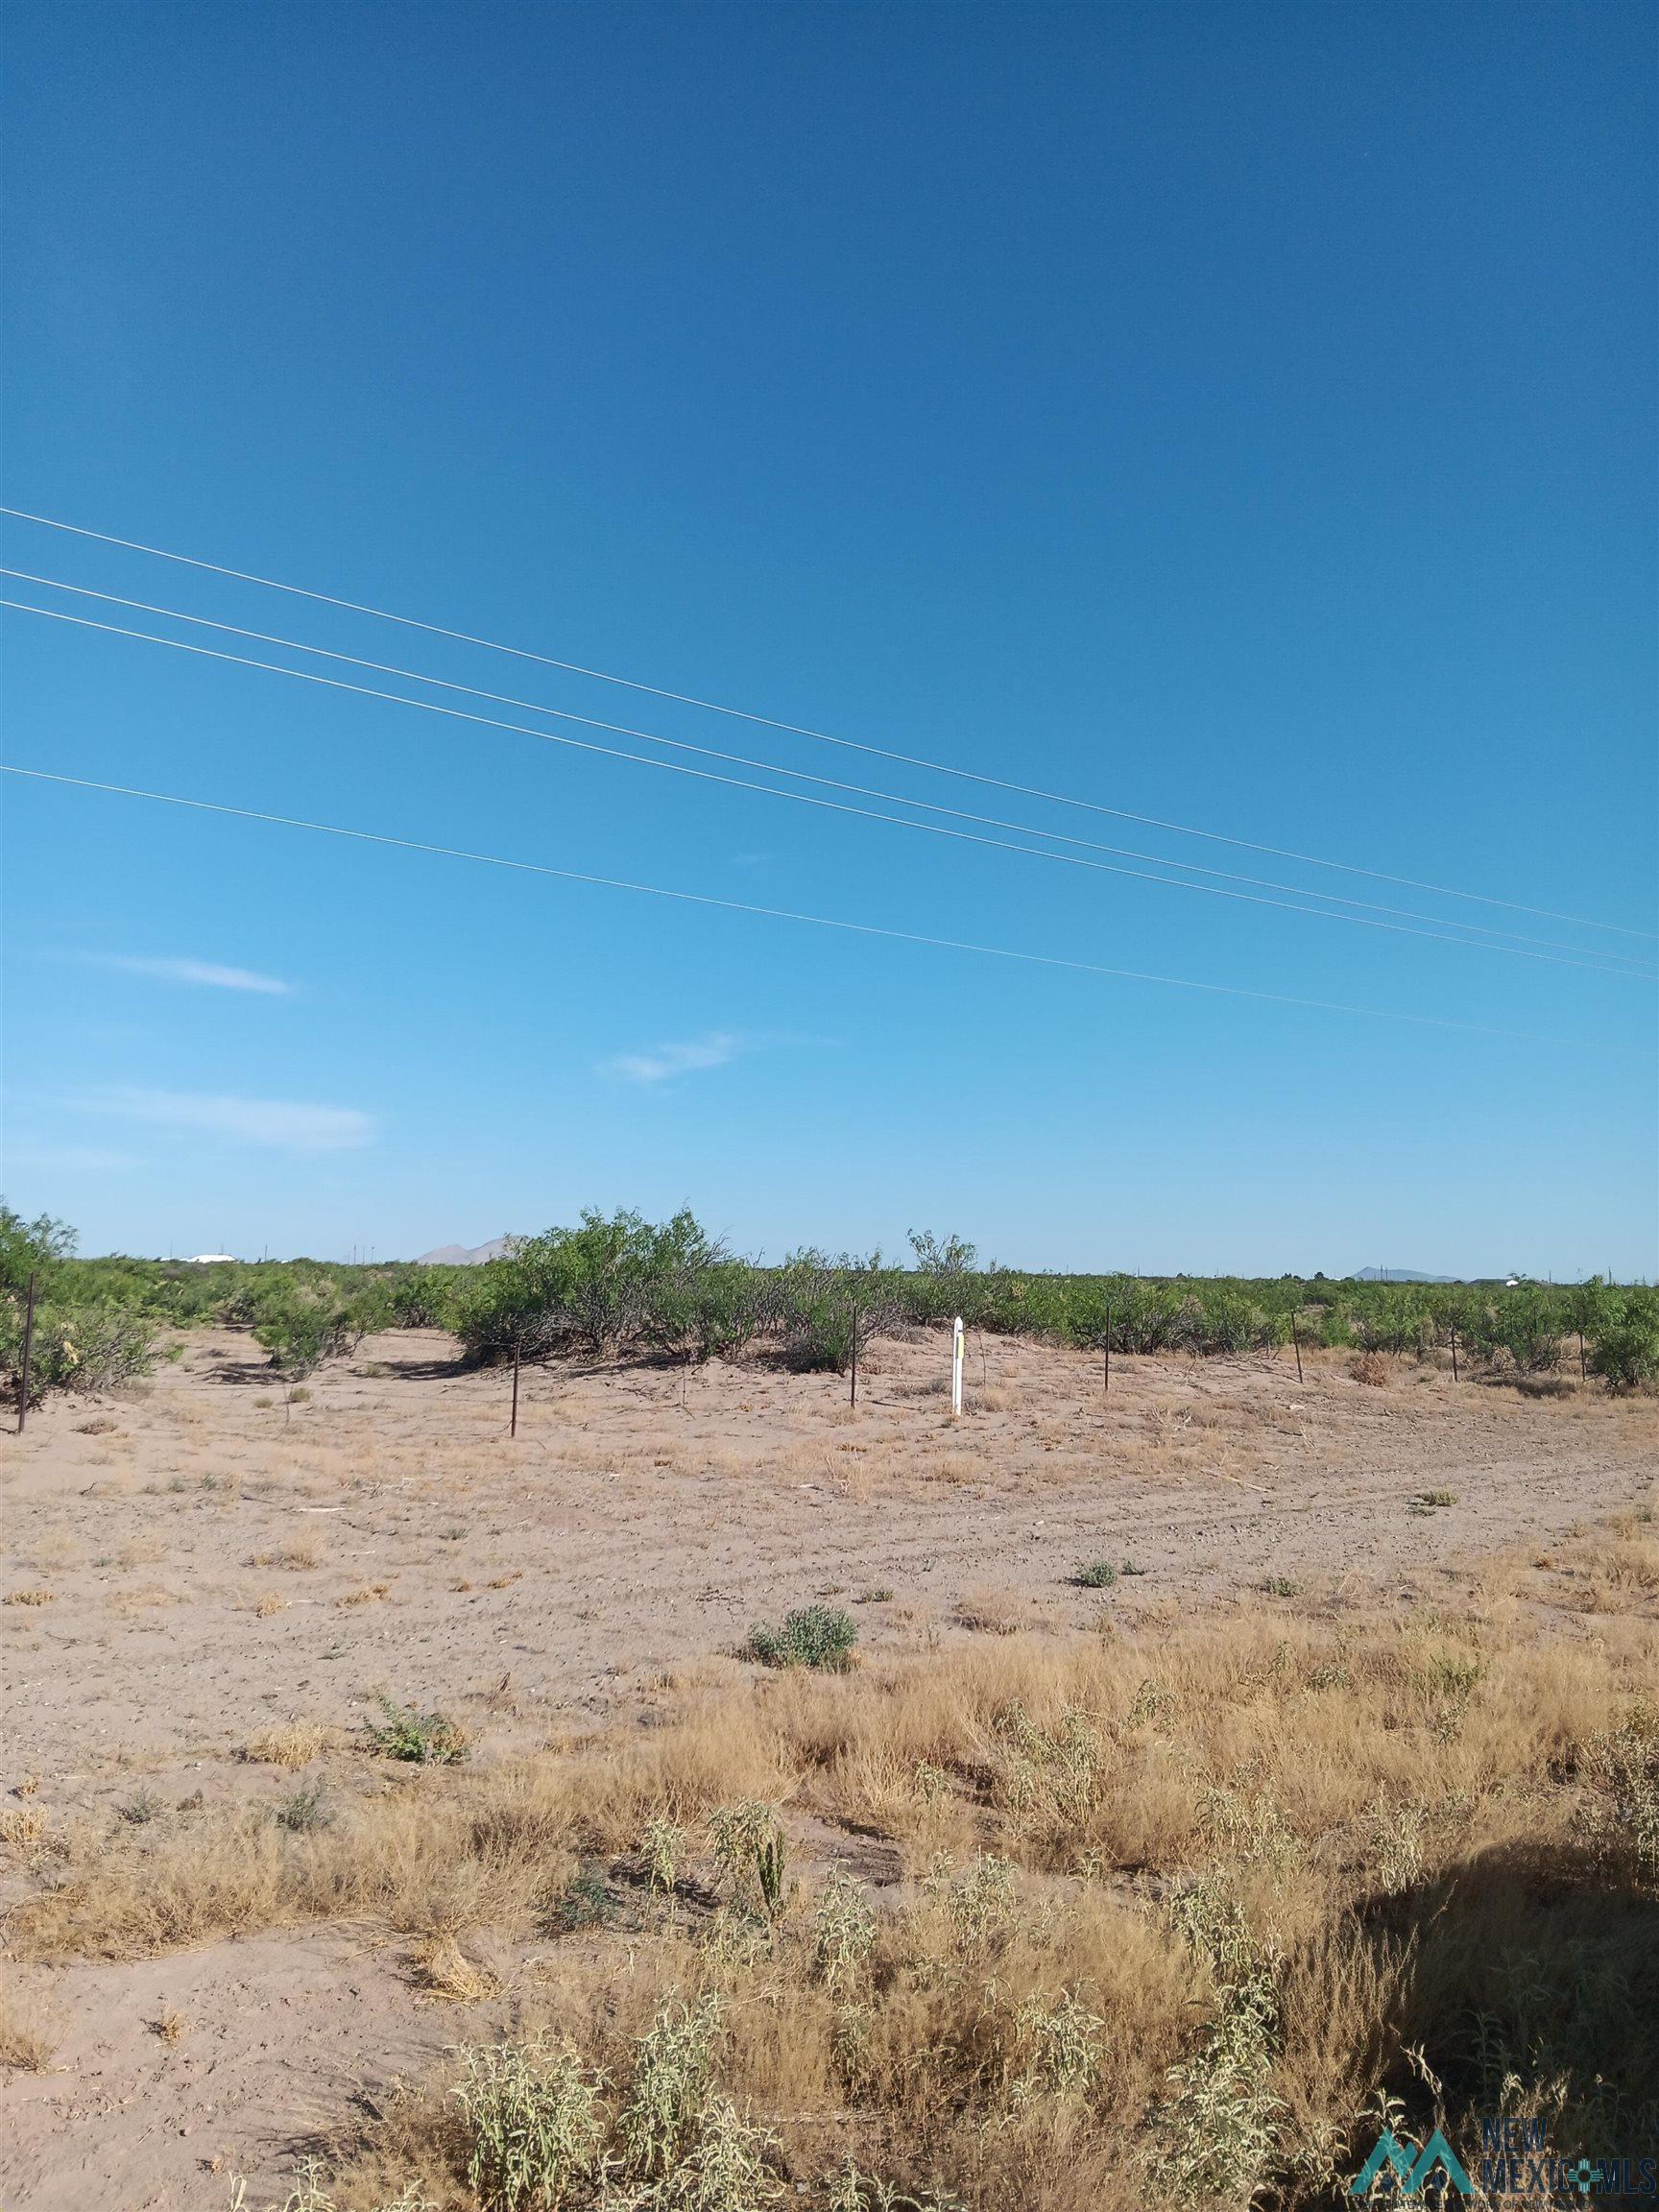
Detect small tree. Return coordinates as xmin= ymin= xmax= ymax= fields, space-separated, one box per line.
xmin=1 ymin=1204 xmax=158 ymax=1409
xmin=1588 ymin=1290 xmax=1659 ymax=1393
xmin=253 ymin=1287 xmax=369 ymax=1415
xmin=904 ymin=1229 xmax=980 ymax=1325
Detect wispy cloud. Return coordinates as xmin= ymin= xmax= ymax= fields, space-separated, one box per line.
xmin=101 ymin=955 xmax=293 ymax=996
xmin=95 ymin=1087 xmax=374 ymax=1152
xmin=600 ymin=1031 xmax=743 ymax=1085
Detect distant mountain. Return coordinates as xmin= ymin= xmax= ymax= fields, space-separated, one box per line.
xmin=1349 ymin=1266 xmax=1457 ymax=1284
xmin=415 ymin=1237 xmax=517 ymax=1265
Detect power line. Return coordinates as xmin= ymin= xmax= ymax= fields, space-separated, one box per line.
xmin=7 ymin=565 xmax=1639 ymax=973
xmin=3 ymin=594 xmax=1647 ymax=982
xmin=4 ymin=761 xmax=1635 ymax=1054
xmin=2 ymin=501 xmax=1648 ymax=944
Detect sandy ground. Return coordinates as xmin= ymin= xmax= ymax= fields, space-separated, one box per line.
xmin=1 ymin=1326 xmax=1653 ymax=2208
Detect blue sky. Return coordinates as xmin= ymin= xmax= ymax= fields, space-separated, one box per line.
xmin=1 ymin=2 xmax=1653 ymax=1276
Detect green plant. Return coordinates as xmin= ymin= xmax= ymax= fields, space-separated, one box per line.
xmin=1071 ymin=1559 xmax=1118 ymax=1589
xmin=814 ymin=1872 xmax=876 ymax=1992
xmin=556 ymin=1864 xmax=616 ymax=1931
xmin=615 ymin=1995 xmax=724 ymax=2183
xmin=929 ymin=1850 xmax=1017 ymax=1953
xmin=362 ymin=1696 xmax=468 ymax=1765
xmin=1162 ymin=1880 xmax=1283 ymax=2201
xmin=274 ymin=1782 xmax=330 ymax=1835
xmin=1011 ymin=1990 xmax=1104 ymax=2104
xmin=454 ymin=2035 xmax=605 ymax=2211
xmin=641 ymin=1815 xmax=688 ymax=1897
xmin=1261 ymin=1575 xmax=1300 ymax=1599
xmin=253 ymin=1289 xmax=371 ymax=1391
xmin=772 ymin=1248 xmax=901 ymax=1374
xmin=826 ymin=2169 xmax=966 ymax=2212
xmin=0 ymin=1203 xmax=158 ymax=1407
xmin=1589 ymin=1294 xmax=1659 ymax=1391
xmin=709 ymin=1802 xmax=788 ymax=1918
xmin=231 ymin=2162 xmax=438 ymax=2212
xmin=1487 ymin=1283 xmax=1565 ymax=1374
xmin=747 ymin=1605 xmax=856 ymax=1671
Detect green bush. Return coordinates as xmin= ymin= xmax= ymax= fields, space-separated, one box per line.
xmin=1072 ymin=1559 xmax=1118 ymax=1589
xmin=454 ymin=2035 xmax=604 ymax=2211
xmin=386 ymin=1266 xmax=464 ymax=1330
xmin=774 ymin=1251 xmax=899 ymax=1374
xmin=252 ymin=1282 xmax=387 ymax=1382
xmin=902 ymin=1230 xmax=980 ymax=1325
xmin=1589 ymin=1296 xmax=1659 ymax=1392
xmin=748 ymin=1605 xmax=857 ymax=1671
xmin=1 ymin=1211 xmax=160 ymax=1406
xmin=452 ymin=1208 xmax=733 ymax=1367
xmin=363 ymin=1697 xmax=469 ymax=1764
xmin=1486 ymin=1283 xmax=1565 ymax=1374
xmin=9 ymin=1202 xmax=1650 ymax=1412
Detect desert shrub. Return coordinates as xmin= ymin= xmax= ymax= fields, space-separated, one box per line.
xmin=1161 ymin=1881 xmax=1282 ymax=2200
xmin=902 ymin=1231 xmax=981 ymax=1326
xmin=748 ymin=1605 xmax=857 ymax=1672
xmin=0 ymin=1203 xmax=76 ymax=1292
xmin=455 ymin=2034 xmax=605 ymax=2210
xmin=2 ymin=1298 xmax=158 ymax=1405
xmin=1317 ymin=1302 xmax=1355 ymax=1350
xmin=1588 ymin=1292 xmax=1659 ymax=1391
xmin=709 ymin=1800 xmax=789 ymax=1918
xmin=453 ymin=1208 xmax=734 ymax=1367
xmin=661 ymin=1259 xmax=779 ymax=1364
xmin=1350 ymin=1287 xmax=1434 ymax=1358
xmin=274 ymin=1783 xmax=331 ymax=1836
xmin=1486 ymin=1283 xmax=1565 ymax=1374
xmin=363 ymin=1697 xmax=469 ymax=1765
xmin=1072 ymin=1560 xmax=1118 ymax=1590
xmin=386 ymin=1266 xmax=463 ymax=1330
xmin=1105 ymin=1277 xmax=1188 ymax=1353
xmin=252 ymin=1286 xmax=377 ymax=1382
xmin=0 ymin=1205 xmax=159 ymax=1407
xmin=814 ymin=1870 xmax=877 ymax=1990
xmin=1179 ymin=1286 xmax=1268 ymax=1357
xmin=775 ymin=1250 xmax=902 ymax=1373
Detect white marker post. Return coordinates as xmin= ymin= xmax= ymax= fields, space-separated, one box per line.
xmin=950 ymin=1315 xmax=965 ymax=1416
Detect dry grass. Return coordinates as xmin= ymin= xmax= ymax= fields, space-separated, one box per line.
xmin=2 ymin=1588 xmax=57 ymax=1608
xmin=0 ymin=1806 xmax=47 ymax=1850
xmin=951 ymin=1586 xmax=1027 ymax=1635
xmin=338 ymin=1580 xmax=393 ymax=1608
xmin=249 ymin=1533 xmax=326 ymax=1571
xmin=15 ymin=1511 xmax=1659 ymax=2210
xmin=0 ymin=1965 xmax=61 ymax=2072
xmin=408 ymin=1931 xmax=500 ymax=2006
xmin=244 ymin=1721 xmax=328 ymax=1767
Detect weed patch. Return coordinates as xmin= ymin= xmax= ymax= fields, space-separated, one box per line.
xmin=748 ymin=1605 xmax=857 ymax=1671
